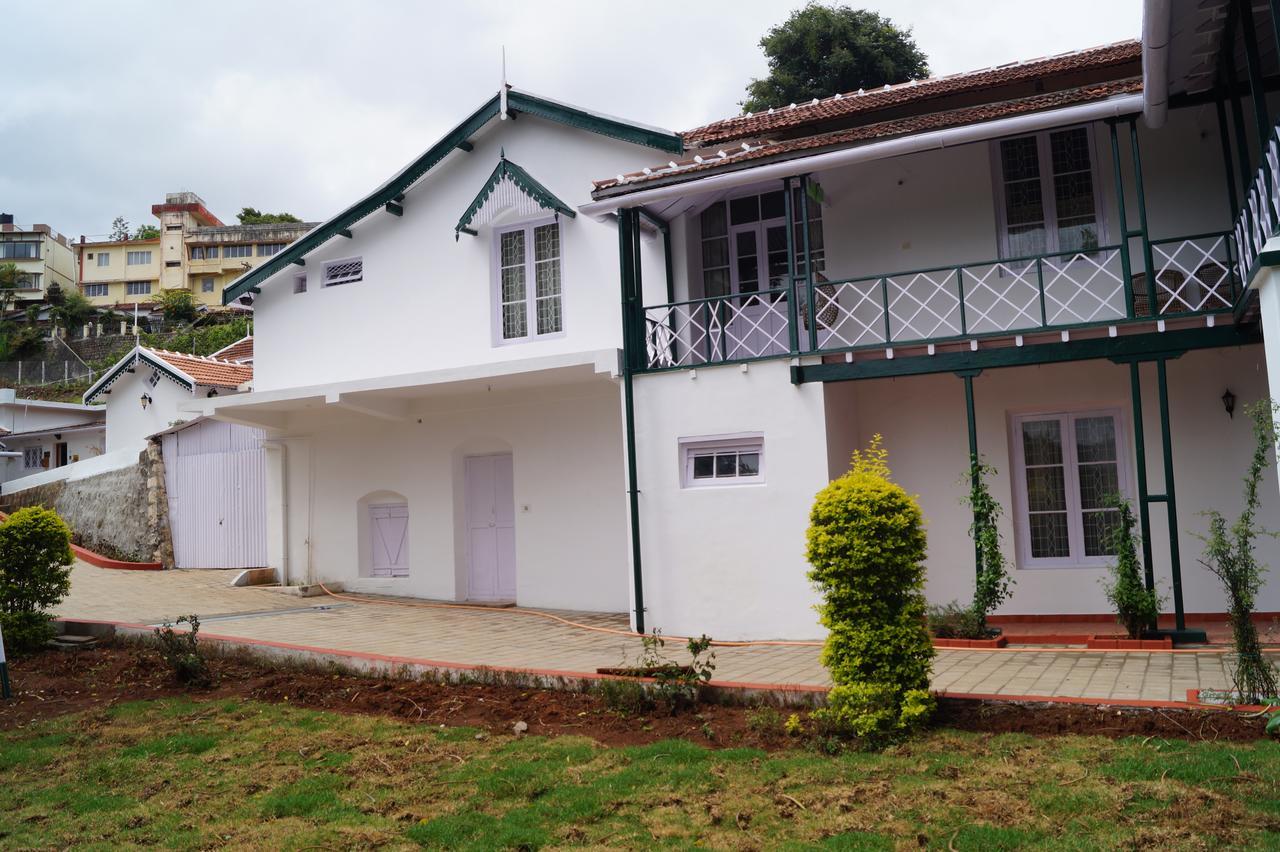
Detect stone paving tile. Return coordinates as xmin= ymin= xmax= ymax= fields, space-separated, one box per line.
xmin=53 ymin=563 xmax=1280 ymax=703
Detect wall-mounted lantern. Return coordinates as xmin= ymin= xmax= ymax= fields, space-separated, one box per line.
xmin=140 ymin=393 xmax=153 ymax=410
xmin=1222 ymin=388 xmax=1236 ymax=420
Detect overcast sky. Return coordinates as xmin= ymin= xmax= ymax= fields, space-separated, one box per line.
xmin=1 ymin=1 xmax=1140 ymax=240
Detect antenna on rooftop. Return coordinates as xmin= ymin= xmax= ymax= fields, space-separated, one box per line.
xmin=500 ymin=46 xmax=509 ymax=120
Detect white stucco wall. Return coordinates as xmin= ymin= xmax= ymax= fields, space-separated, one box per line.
xmin=267 ymin=377 xmax=629 ymax=613
xmin=632 ymin=359 xmax=829 ymax=640
xmin=251 ymin=114 xmax=669 ymax=392
xmin=100 ymin=371 xmax=223 ymax=453
xmin=829 ymin=344 xmax=1280 ymax=616
xmin=0 ymin=428 xmax=104 ymax=484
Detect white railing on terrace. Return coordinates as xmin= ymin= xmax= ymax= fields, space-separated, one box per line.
xmin=642 ymin=232 xmax=1240 ymax=370
xmin=1234 ymin=126 xmax=1280 ymax=280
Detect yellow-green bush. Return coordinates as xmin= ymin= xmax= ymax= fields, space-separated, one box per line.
xmin=0 ymin=506 xmax=74 ymax=655
xmin=806 ymin=436 xmax=935 ymax=741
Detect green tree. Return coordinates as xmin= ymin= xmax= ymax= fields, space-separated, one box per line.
xmin=0 ymin=262 xmax=22 ymax=312
xmin=237 ymin=207 xmax=301 ymax=225
xmin=159 ymin=289 xmax=199 ymax=324
xmin=806 ymin=436 xmax=935 ymax=743
xmin=109 ymin=216 xmax=131 ymax=242
xmin=52 ymin=290 xmax=95 ymax=332
xmin=742 ymin=4 xmax=929 ymax=114
xmin=134 ymin=224 xmax=160 ymax=240
xmin=1103 ymin=499 xmax=1161 ymax=639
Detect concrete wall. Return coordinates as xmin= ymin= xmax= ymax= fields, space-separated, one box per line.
xmin=102 ymin=369 xmax=197 ymax=452
xmin=251 ymin=114 xmax=666 ymax=392
xmin=267 ymin=376 xmax=630 ymax=613
xmin=632 ymin=359 xmax=829 ymax=640
xmin=827 ymin=344 xmax=1280 ymax=616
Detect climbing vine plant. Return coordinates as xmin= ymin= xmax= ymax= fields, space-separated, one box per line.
xmin=966 ymin=458 xmax=1013 ymax=631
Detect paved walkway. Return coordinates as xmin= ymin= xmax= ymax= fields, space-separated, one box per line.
xmin=54 ymin=564 xmax=1277 ymax=705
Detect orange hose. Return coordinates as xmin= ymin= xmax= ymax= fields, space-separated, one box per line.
xmin=316 ymin=583 xmax=823 ymax=648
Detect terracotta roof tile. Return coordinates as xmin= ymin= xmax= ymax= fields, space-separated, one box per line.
xmin=682 ymin=40 xmax=1141 ymax=148
xmin=594 ymin=78 xmax=1142 ymax=194
xmin=147 ymin=348 xmax=254 ymax=390
xmin=211 ymin=336 xmax=254 ymax=363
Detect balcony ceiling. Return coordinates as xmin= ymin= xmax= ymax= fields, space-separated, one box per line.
xmin=1168 ymin=0 xmax=1277 ymax=97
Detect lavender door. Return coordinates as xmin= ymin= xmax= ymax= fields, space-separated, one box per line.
xmin=465 ymin=454 xmax=516 ymax=601
xmin=370 ymin=503 xmax=409 ymax=578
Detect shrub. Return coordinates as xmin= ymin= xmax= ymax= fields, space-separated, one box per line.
xmin=1199 ymin=400 xmax=1280 ymax=703
xmin=640 ymin=631 xmax=717 ymax=712
xmin=1103 ymin=498 xmax=1161 ymax=639
xmin=159 ymin=289 xmax=198 ymax=324
xmin=746 ymin=705 xmax=783 ymax=735
xmin=599 ymin=678 xmax=653 ymax=715
xmin=806 ymin=436 xmax=935 ymax=743
xmin=154 ymin=614 xmax=212 ymax=687
xmin=0 ymin=507 xmax=74 ymax=656
xmin=926 ymin=601 xmax=987 ymax=639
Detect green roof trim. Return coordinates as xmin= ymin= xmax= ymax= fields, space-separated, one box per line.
xmin=223 ymin=89 xmax=682 ymax=305
xmin=455 ymin=155 xmax=575 ymax=238
xmin=83 ymin=348 xmax=193 ymax=405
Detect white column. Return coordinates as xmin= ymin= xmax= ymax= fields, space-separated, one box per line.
xmin=1252 ymin=253 xmax=1280 ymax=497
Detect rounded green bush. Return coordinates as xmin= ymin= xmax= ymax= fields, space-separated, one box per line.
xmin=0 ymin=506 xmax=75 ymax=656
xmin=806 ymin=437 xmax=935 ymax=741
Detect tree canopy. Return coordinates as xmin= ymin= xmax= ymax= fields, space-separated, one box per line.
xmin=134 ymin=225 xmax=160 ymax=240
xmin=109 ymin=216 xmax=131 ymax=242
xmin=237 ymin=207 xmax=302 ymax=225
xmin=742 ymin=4 xmax=929 ymax=114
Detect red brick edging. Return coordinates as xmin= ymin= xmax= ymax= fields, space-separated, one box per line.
xmin=1085 ymin=635 xmax=1174 ymax=650
xmin=71 ymin=544 xmax=163 ymax=571
xmin=933 ymin=636 xmax=1009 ymax=649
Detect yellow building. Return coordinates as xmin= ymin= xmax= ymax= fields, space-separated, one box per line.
xmin=78 ymin=192 xmax=314 ymax=308
xmin=0 ymin=215 xmax=78 ymax=302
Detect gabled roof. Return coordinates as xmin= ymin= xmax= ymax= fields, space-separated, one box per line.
xmin=84 ymin=347 xmax=254 ymax=404
xmin=222 ymin=87 xmax=682 ymax=305
xmin=211 ymin=335 xmax=254 ymax=363
xmin=682 ymin=40 xmax=1141 ymax=148
xmin=455 ymin=154 xmax=575 ymax=237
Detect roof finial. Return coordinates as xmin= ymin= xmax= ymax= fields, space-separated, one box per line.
xmin=500 ymin=46 xmax=509 ymax=120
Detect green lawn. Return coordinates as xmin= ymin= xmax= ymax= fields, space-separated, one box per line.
xmin=1 ymin=698 xmax=1278 ymax=849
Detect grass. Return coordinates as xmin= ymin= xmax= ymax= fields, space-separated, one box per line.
xmin=1 ymin=698 xmax=1278 ymax=849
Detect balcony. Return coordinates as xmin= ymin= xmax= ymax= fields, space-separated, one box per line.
xmin=640 ymin=231 xmax=1242 ymax=371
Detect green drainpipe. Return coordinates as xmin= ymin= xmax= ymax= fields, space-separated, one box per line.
xmin=618 ymin=209 xmax=646 ymax=634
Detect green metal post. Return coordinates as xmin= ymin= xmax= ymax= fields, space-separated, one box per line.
xmin=617 ymin=209 xmax=645 ymax=634
xmin=783 ymin=177 xmax=800 ymax=353
xmin=799 ymin=175 xmax=817 ymax=352
xmin=1128 ymin=120 xmax=1157 ymax=314
xmin=1155 ymin=358 xmax=1187 ymax=632
xmin=1127 ymin=361 xmax=1158 ymax=593
xmin=1239 ymin=0 xmax=1277 ymax=229
xmin=0 ymin=619 xmax=10 ymax=700
xmin=960 ymin=370 xmax=982 ymax=581
xmin=1226 ymin=57 xmax=1254 ymax=196
xmin=1109 ymin=120 xmax=1135 ymax=317
xmin=1215 ymin=94 xmax=1241 ymax=221
xmin=956 ymin=267 xmax=968 ymax=335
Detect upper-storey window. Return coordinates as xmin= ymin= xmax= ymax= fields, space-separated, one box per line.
xmin=0 ymin=241 xmax=39 ymax=260
xmin=190 ymin=246 xmax=217 ymax=260
xmin=84 ymin=283 xmax=108 ymax=297
xmin=323 ymin=257 xmax=362 ymax=287
xmin=127 ymin=250 xmax=152 ymax=265
xmin=257 ymin=243 xmax=285 ymax=257
xmin=494 ymin=220 xmax=562 ymax=343
xmin=97 ymin=252 xmax=111 ymax=266
xmin=698 ymin=186 xmax=824 ymax=301
xmin=126 ymin=281 xmax=152 ymax=296
xmin=993 ymin=126 xmax=1103 ymax=259
xmin=223 ymin=245 xmax=252 ymax=259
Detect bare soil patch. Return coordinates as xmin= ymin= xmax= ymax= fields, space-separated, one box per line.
xmin=0 ymin=642 xmax=1269 ymax=745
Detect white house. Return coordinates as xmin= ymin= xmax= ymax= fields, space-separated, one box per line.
xmin=84 ymin=344 xmax=254 ymax=453
xmin=0 ymin=390 xmax=104 ymax=484
xmin=198 ymin=5 xmax=1280 ymax=642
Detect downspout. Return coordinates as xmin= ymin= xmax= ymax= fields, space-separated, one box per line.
xmin=617 ymin=209 xmax=646 ymax=634
xmin=1142 ymin=0 xmax=1172 ymax=129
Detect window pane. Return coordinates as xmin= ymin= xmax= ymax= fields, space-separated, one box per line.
xmin=500 ymin=230 xmax=524 ymax=268
xmin=738 ymin=452 xmax=760 ymax=476
xmin=1000 ymin=136 xmax=1041 ymax=182
xmin=1050 ymin=128 xmax=1091 ymax=175
xmin=1007 ymin=224 xmax=1047 ymax=258
xmin=704 ymin=268 xmax=730 ymax=299
xmin=692 ymin=455 xmax=714 ymax=478
xmin=1021 ymin=420 xmax=1063 ymax=466
xmin=1004 ymin=179 xmax=1045 ymax=227
xmin=715 ymin=453 xmax=737 ymax=477
xmin=501 ymin=266 xmax=525 ymax=303
xmin=729 ymin=195 xmax=759 ymax=225
xmin=502 ymin=303 xmax=527 ymax=339
xmin=1025 ymin=467 xmax=1067 ymax=512
xmin=1077 ymin=463 xmax=1119 ymax=510
xmin=735 ymin=230 xmax=758 ymax=294
xmin=1082 ymin=509 xmax=1120 ymax=557
xmin=536 ymin=295 xmax=561 ymax=335
xmin=702 ymin=236 xmax=728 ymax=270
xmin=700 ymin=203 xmax=727 ymax=238
xmin=1029 ymin=512 xmax=1070 ymax=558
xmin=1074 ymin=416 xmax=1116 ymax=463
xmin=760 ymin=190 xmax=785 ymax=220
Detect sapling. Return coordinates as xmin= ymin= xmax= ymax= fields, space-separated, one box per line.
xmin=1102 ymin=498 xmax=1160 ymax=639
xmin=1199 ymin=401 xmax=1280 ymax=703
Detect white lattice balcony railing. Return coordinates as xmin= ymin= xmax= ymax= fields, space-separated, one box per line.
xmin=639 ymin=232 xmax=1242 ymax=371
xmin=1234 ymin=126 xmax=1280 ymax=281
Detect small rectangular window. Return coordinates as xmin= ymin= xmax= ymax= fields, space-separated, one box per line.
xmin=257 ymin=243 xmax=285 ymax=256
xmin=222 ymin=245 xmax=252 ymax=259
xmin=323 ymin=258 xmax=362 ymax=287
xmin=84 ymin=283 xmax=109 ymax=297
xmin=127 ymin=250 xmax=152 ymax=265
xmin=293 ymin=274 xmax=307 ymax=294
xmin=201 ymin=277 xmax=215 ymax=293
xmin=494 ymin=221 xmax=563 ymax=343
xmin=165 ymin=224 xmax=182 ymax=231
xmin=165 ymin=260 xmax=180 ymax=268
xmin=680 ymin=435 xmax=764 ymax=487
xmin=97 ymin=252 xmax=110 ymax=267
xmin=126 ymin=281 xmax=152 ymax=296
xmin=23 ymin=447 xmax=41 ymax=469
